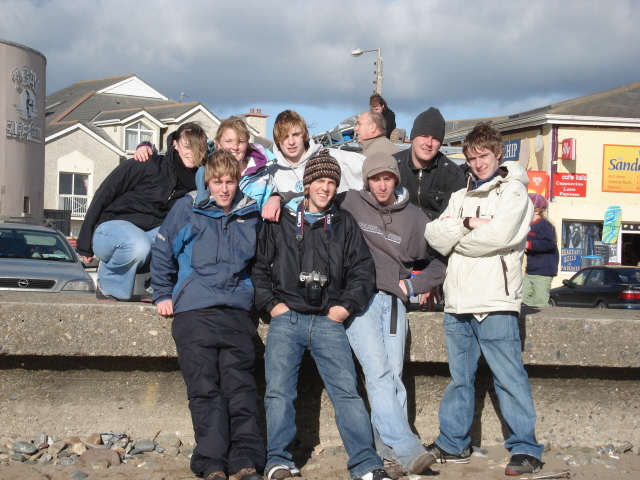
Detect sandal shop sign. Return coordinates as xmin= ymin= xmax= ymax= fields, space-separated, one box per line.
xmin=552 ymin=172 xmax=587 ymax=197
xmin=602 ymin=144 xmax=640 ymax=194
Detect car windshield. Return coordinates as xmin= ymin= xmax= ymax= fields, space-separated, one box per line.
xmin=616 ymin=268 xmax=640 ymax=283
xmin=0 ymin=227 xmax=75 ymax=262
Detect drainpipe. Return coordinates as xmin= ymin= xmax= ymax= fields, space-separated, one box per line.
xmin=549 ymin=124 xmax=558 ymax=201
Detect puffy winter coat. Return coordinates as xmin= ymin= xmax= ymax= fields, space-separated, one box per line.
xmin=424 ymin=162 xmax=533 ymax=316
xmin=151 ymin=168 xmax=261 ymax=315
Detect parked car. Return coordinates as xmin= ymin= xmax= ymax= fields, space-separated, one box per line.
xmin=0 ymin=223 xmax=95 ymax=293
xmin=549 ymin=266 xmax=640 ymax=309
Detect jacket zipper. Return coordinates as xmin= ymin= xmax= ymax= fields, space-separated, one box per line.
xmin=418 ymin=170 xmax=423 ymax=212
xmin=500 ymin=256 xmax=509 ymax=296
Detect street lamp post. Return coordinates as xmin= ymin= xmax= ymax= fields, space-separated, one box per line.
xmin=351 ymin=48 xmax=383 ymax=95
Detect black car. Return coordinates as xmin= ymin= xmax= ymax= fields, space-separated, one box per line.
xmin=549 ymin=266 xmax=640 ymax=309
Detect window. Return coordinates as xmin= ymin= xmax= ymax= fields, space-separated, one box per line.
xmin=569 ymin=270 xmax=590 ymax=286
xmin=58 ymin=173 xmax=90 ymax=217
xmin=59 ymin=173 xmax=88 ymax=196
xmin=125 ymin=121 xmax=153 ymax=151
xmin=586 ymin=270 xmax=604 ymax=286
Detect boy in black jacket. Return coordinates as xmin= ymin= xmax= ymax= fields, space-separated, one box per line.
xmin=252 ymin=151 xmax=390 ymax=480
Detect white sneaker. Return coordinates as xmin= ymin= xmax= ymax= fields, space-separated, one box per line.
xmin=356 ymin=468 xmax=392 ymax=480
xmin=266 ymin=465 xmax=301 ymax=479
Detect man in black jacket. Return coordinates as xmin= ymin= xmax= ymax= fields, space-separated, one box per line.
xmin=77 ymin=122 xmax=207 ymax=301
xmin=252 ymin=151 xmax=390 ymax=480
xmin=392 ymin=108 xmax=466 ymax=220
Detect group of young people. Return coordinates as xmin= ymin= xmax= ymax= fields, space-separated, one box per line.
xmin=76 ymin=106 xmax=547 ymax=480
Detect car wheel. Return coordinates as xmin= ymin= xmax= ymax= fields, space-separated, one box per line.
xmin=595 ymin=301 xmax=608 ymax=309
xmin=548 ymin=298 xmax=556 ymax=307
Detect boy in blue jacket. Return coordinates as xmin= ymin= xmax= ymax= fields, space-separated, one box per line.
xmin=151 ymin=150 xmax=265 ymax=480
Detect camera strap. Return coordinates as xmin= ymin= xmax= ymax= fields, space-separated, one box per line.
xmin=295 ymin=200 xmax=332 ymax=243
xmin=295 ymin=200 xmax=333 ymax=287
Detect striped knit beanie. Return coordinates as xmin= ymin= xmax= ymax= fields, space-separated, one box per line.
xmin=303 ymin=150 xmax=341 ymax=188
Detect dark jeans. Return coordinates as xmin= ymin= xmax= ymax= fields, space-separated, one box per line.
xmin=173 ymin=307 xmax=266 ymax=477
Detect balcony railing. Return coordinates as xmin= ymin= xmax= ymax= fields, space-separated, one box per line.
xmin=56 ymin=195 xmax=92 ymax=218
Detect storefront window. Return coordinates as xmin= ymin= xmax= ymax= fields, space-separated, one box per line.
xmin=560 ymin=220 xmax=616 ymax=272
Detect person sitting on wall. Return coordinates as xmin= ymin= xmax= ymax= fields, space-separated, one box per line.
xmin=76 ymin=122 xmax=207 ymax=301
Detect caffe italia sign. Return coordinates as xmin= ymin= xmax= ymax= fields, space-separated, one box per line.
xmin=5 ymin=66 xmax=43 ymax=143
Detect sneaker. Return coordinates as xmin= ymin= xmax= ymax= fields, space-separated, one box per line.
xmin=423 ymin=442 xmax=471 ymax=464
xmin=266 ymin=465 xmax=301 ymax=479
xmin=406 ymin=450 xmax=437 ymax=474
xmin=232 ymin=467 xmax=262 ymax=480
xmin=96 ymin=288 xmax=118 ymax=301
xmin=504 ymin=454 xmax=541 ymax=476
xmin=356 ymin=468 xmax=392 ymax=480
xmin=205 ymin=472 xmax=227 ymax=480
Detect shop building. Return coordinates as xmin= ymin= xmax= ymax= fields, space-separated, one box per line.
xmin=444 ymin=82 xmax=640 ymax=286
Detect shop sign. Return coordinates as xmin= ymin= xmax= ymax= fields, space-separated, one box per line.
xmin=561 ymin=138 xmax=576 ymax=160
xmin=602 ymin=144 xmax=640 ymax=194
xmin=5 ymin=66 xmax=43 ymax=143
xmin=526 ymin=171 xmax=549 ymax=198
xmin=502 ymin=139 xmax=521 ymax=162
xmin=552 ymin=172 xmax=587 ymax=197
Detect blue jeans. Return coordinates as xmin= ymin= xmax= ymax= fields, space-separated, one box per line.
xmin=436 ymin=312 xmax=543 ymax=460
xmin=92 ymin=220 xmax=159 ymax=300
xmin=345 ymin=293 xmax=426 ymax=470
xmin=264 ymin=311 xmax=382 ymax=479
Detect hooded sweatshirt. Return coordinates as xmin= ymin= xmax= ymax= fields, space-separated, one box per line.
xmin=267 ymin=138 xmax=365 ymax=194
xmin=336 ymin=188 xmax=445 ymax=302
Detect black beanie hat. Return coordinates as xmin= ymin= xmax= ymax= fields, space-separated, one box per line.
xmin=303 ymin=150 xmax=341 ymax=188
xmin=410 ymin=107 xmax=445 ymax=142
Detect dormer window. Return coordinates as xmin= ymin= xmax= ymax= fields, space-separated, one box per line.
xmin=125 ymin=121 xmax=153 ymax=151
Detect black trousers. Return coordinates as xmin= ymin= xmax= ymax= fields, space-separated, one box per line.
xmin=173 ymin=307 xmax=266 ymax=477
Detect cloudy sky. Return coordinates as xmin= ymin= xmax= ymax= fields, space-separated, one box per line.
xmin=2 ymin=0 xmax=640 ymax=138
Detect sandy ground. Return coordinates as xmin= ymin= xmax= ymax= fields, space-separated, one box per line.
xmin=0 ymin=442 xmax=638 ymax=480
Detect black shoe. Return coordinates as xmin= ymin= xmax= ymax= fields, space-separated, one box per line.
xmin=505 ymin=454 xmax=541 ymax=476
xmin=96 ymin=288 xmax=118 ymax=301
xmin=356 ymin=468 xmax=392 ymax=480
xmin=423 ymin=442 xmax=471 ymax=464
xmin=205 ymin=472 xmax=227 ymax=480
xmin=232 ymin=467 xmax=262 ymax=480
xmin=140 ymin=291 xmax=153 ymax=303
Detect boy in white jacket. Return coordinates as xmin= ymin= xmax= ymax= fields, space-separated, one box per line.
xmin=423 ymin=122 xmax=543 ymax=476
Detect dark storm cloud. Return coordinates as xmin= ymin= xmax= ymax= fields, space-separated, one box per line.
xmin=2 ymin=0 xmax=639 ymax=131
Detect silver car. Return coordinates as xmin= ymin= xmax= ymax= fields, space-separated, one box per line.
xmin=0 ymin=223 xmax=95 ymax=293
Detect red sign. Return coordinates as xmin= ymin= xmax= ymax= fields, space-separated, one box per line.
xmin=526 ymin=171 xmax=549 ymax=198
xmin=561 ymin=138 xmax=576 ymax=160
xmin=553 ymin=172 xmax=587 ymax=197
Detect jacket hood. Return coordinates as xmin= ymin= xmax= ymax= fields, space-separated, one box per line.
xmin=244 ymin=143 xmax=272 ymax=176
xmin=283 ymin=195 xmax=339 ymax=222
xmin=359 ymin=187 xmax=409 ymax=212
xmin=193 ymin=166 xmax=257 ymax=214
xmin=273 ymin=137 xmax=322 ymax=170
xmin=468 ymin=161 xmax=529 ymax=193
